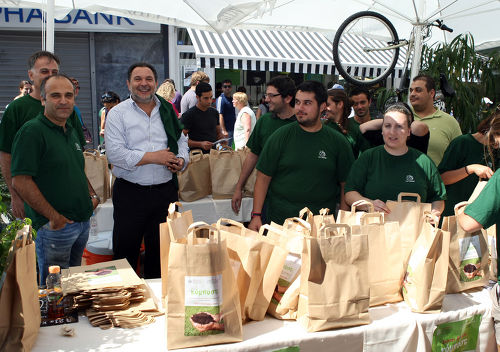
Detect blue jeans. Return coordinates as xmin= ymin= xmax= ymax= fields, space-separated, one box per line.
xmin=36 ymin=221 xmax=90 ymax=285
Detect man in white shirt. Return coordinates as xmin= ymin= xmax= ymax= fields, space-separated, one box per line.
xmin=105 ymin=62 xmax=189 ymax=278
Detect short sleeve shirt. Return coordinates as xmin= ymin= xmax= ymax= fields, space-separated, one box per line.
xmin=438 ymin=133 xmax=500 ymax=216
xmin=181 ymin=106 xmax=219 ymax=143
xmin=413 ymin=108 xmax=462 ymax=165
xmin=257 ymin=122 xmax=355 ymax=224
xmin=216 ymin=93 xmax=236 ymax=132
xmin=0 ymin=94 xmax=85 ymax=153
xmin=323 ymin=118 xmax=370 ymax=158
xmin=246 ymin=112 xmax=296 ymax=156
xmin=345 ymin=145 xmax=446 ymax=203
xmin=465 ymin=169 xmax=500 ymax=230
xmin=11 ymin=114 xmax=93 ymax=230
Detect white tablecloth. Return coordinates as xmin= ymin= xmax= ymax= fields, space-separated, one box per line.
xmin=32 ymin=279 xmax=497 ymax=352
xmin=95 ymin=196 xmax=253 ymax=233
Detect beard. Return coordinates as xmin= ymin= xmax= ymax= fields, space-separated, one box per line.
xmin=297 ymin=116 xmax=319 ymax=128
xmin=131 ymin=91 xmax=154 ymax=104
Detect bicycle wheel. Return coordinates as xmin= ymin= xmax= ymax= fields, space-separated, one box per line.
xmin=333 ymin=11 xmax=400 ymax=87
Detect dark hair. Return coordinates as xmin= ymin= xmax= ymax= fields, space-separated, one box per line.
xmin=484 ymin=111 xmax=500 ymax=170
xmin=384 ymin=102 xmax=414 ymax=128
xmin=236 ymin=86 xmax=246 ymax=93
xmin=28 ymin=51 xmax=60 ymax=70
xmin=296 ymin=80 xmax=327 ymax=106
xmin=267 ymin=76 xmax=296 ymax=107
xmin=19 ymin=80 xmax=31 ymax=89
xmin=195 ymin=81 xmax=213 ymax=97
xmin=327 ymin=89 xmax=352 ymax=134
xmin=412 ymin=74 xmax=436 ymax=92
xmin=101 ymin=91 xmax=121 ymax=104
xmin=477 ymin=113 xmax=497 ymax=134
xmin=349 ymin=86 xmax=371 ymax=100
xmin=40 ymin=74 xmax=74 ymax=100
xmin=127 ymin=62 xmax=158 ymax=82
xmin=163 ymin=78 xmax=176 ymax=89
xmin=222 ymin=79 xmax=232 ymax=85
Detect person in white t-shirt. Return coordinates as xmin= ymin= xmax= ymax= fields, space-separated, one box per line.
xmin=232 ymin=92 xmax=256 ymax=150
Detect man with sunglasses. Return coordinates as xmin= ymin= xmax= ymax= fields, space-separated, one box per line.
xmin=231 ymin=76 xmax=297 ymax=215
xmin=216 ymin=79 xmax=236 ymax=145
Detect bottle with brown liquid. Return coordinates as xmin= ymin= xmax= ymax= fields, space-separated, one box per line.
xmin=46 ymin=265 xmax=64 ymax=320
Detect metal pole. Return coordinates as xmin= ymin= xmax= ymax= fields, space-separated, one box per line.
xmin=46 ymin=0 xmax=55 ymax=53
xmin=409 ymin=25 xmax=424 ymax=88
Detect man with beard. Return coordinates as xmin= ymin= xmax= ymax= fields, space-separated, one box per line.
xmin=248 ymin=81 xmax=354 ymax=230
xmin=231 ymin=76 xmax=297 ymax=214
xmin=349 ymin=87 xmax=372 ymax=126
xmin=105 ymin=62 xmax=189 ymax=278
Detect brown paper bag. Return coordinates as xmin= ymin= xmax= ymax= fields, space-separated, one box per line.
xmin=485 ymin=225 xmax=498 ymax=281
xmin=209 ymin=149 xmax=242 ymax=199
xmin=262 ymin=222 xmax=305 ymax=320
xmin=467 ymin=180 xmax=487 ymax=202
xmin=215 ymin=218 xmax=273 ymax=322
xmin=252 ymin=225 xmax=289 ymax=320
xmin=160 ymin=202 xmax=194 ymax=300
xmin=402 ymin=213 xmax=450 ymax=313
xmin=442 ymin=203 xmax=490 ymax=293
xmin=237 ymin=147 xmax=257 ymax=197
xmin=386 ymin=192 xmax=432 ymax=264
xmin=166 ymin=223 xmax=242 ymax=349
xmin=0 ymin=225 xmax=40 ymax=351
xmin=178 ymin=149 xmax=211 ymax=201
xmin=357 ymin=213 xmax=404 ymax=306
xmin=297 ymin=224 xmax=370 ymax=332
xmin=336 ymin=200 xmax=375 ymax=225
xmin=84 ymin=150 xmax=111 ymax=203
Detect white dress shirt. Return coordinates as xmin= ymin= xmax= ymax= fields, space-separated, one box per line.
xmin=105 ymin=96 xmax=189 ymax=186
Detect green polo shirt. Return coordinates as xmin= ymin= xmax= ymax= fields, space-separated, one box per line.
xmin=438 ymin=133 xmax=500 ymax=217
xmin=246 ymin=112 xmax=296 ymax=156
xmin=11 ymin=113 xmax=93 ymax=230
xmin=345 ymin=145 xmax=446 ymax=203
xmin=0 ymin=94 xmax=85 ymax=153
xmin=324 ymin=118 xmax=370 ymax=158
xmin=257 ymin=122 xmax=354 ymax=224
xmin=413 ymin=108 xmax=462 ymax=166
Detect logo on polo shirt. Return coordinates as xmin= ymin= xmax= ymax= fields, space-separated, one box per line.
xmin=318 ymin=150 xmax=327 ymax=159
xmin=75 ymin=143 xmax=81 ymax=151
xmin=405 ymin=175 xmax=415 ymax=183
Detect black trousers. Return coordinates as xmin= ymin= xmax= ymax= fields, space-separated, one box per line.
xmin=112 ymin=178 xmax=178 ymax=279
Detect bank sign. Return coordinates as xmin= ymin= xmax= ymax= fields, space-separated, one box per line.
xmin=0 ymin=7 xmax=160 ymax=33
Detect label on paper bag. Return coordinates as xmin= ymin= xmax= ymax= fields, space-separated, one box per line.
xmin=84 ymin=265 xmax=121 ymax=285
xmin=431 ymin=314 xmax=481 ymax=352
xmin=271 ymin=254 xmax=301 ymax=305
xmin=459 ymin=236 xmax=482 ymax=282
xmin=184 ymin=275 xmax=224 ymax=336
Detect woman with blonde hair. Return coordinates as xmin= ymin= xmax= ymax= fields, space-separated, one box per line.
xmin=438 ymin=111 xmax=500 ymax=216
xmin=232 ymin=92 xmax=256 ymax=150
xmin=157 ymin=81 xmax=179 ymax=116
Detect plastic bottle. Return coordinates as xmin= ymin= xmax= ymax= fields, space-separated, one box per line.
xmin=46 ymin=265 xmax=64 ymax=320
xmin=89 ymin=212 xmax=98 ymax=238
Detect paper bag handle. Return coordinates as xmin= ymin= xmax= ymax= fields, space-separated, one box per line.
xmin=360 ymin=212 xmax=384 ymax=225
xmin=189 ymin=149 xmax=204 ymax=161
xmin=319 ymin=208 xmax=330 ymax=216
xmin=454 ymin=201 xmax=469 ymax=213
xmin=257 ymin=224 xmax=281 ymax=243
xmin=422 ymin=211 xmax=439 ymax=228
xmin=397 ymin=192 xmax=421 ymax=203
xmin=167 ymin=202 xmax=183 ymax=218
xmin=216 ymin=218 xmax=244 ymax=230
xmin=187 ymin=222 xmax=220 ymax=244
xmin=319 ymin=223 xmax=351 ymax=238
xmin=351 ymin=200 xmax=374 ymax=213
xmin=284 ymin=217 xmax=311 ymax=234
xmin=298 ymin=207 xmax=314 ymax=223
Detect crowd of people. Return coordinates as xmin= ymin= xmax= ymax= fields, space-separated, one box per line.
xmin=2 ymin=49 xmax=500 ymax=346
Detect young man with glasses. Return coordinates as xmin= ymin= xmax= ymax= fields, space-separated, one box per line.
xmin=216 ymin=79 xmax=236 ymax=146
xmin=231 ymin=76 xmax=297 ymax=215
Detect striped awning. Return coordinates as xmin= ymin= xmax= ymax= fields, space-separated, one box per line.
xmin=187 ymin=28 xmax=406 ymax=78
xmin=188 ymin=28 xmax=337 ymax=75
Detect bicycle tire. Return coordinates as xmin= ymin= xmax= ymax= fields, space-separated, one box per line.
xmin=332 ymin=11 xmax=400 ymax=87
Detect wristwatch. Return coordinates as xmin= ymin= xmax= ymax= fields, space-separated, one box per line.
xmin=90 ymin=194 xmax=101 ymax=204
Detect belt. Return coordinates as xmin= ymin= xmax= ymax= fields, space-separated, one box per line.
xmin=118 ymin=178 xmax=173 ymax=190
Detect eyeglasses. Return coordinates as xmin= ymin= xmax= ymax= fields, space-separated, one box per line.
xmin=264 ymin=93 xmax=281 ymax=98
xmin=223 ymin=85 xmax=231 ymax=88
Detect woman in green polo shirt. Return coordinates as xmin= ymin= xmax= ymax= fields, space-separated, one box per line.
xmin=345 ymin=102 xmax=446 ymax=218
xmin=324 ymin=88 xmax=370 ymax=158
xmin=438 ymin=112 xmax=500 ymax=216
